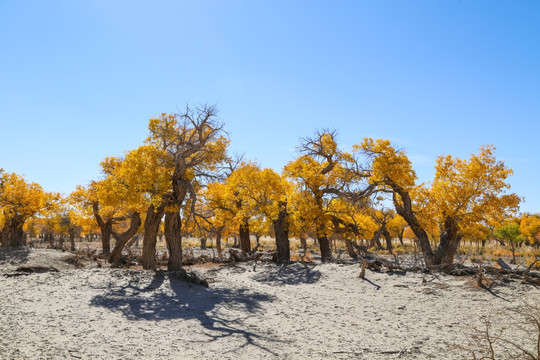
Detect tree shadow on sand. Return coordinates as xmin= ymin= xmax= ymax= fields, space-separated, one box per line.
xmin=90 ymin=272 xmax=283 ymax=355
xmin=252 ymin=263 xmax=322 ymax=285
xmin=0 ymin=247 xmax=32 ymax=268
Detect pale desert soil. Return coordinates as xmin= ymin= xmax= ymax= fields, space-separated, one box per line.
xmin=0 ymin=248 xmax=538 ymax=359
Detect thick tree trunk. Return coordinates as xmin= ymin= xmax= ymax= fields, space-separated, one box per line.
xmin=273 ymin=204 xmax=290 ymax=263
xmin=1 ymin=226 xmax=8 ymax=247
xmin=318 ymin=235 xmax=331 ymax=262
xmin=200 ymin=237 xmax=207 ymax=250
xmin=69 ymin=231 xmax=76 ymax=251
xmin=9 ymin=226 xmax=25 ymax=247
xmin=345 ymin=239 xmax=357 ymax=258
xmin=92 ymin=202 xmax=112 ymax=256
xmin=2 ymin=216 xmax=26 ymax=247
xmin=216 ymin=229 xmax=223 ymax=258
xmin=316 ymin=224 xmax=332 ymax=262
xmin=433 ymin=216 xmax=461 ymax=265
xmin=239 ymin=219 xmax=251 ymax=253
xmin=391 ymin=188 xmax=436 ymax=265
xmin=142 ymin=203 xmax=165 ymax=270
xmin=164 ymin=210 xmax=182 ymax=271
xmin=47 ymin=232 xmax=54 ymax=248
xmin=101 ymin=229 xmax=112 ymax=255
xmin=370 ymin=227 xmax=384 ymax=250
xmin=108 ymin=212 xmax=141 ymax=266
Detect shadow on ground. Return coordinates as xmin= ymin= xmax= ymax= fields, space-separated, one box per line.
xmin=252 ymin=263 xmax=322 ymax=285
xmin=0 ymin=247 xmax=31 ymax=267
xmin=90 ymin=272 xmax=282 ymax=355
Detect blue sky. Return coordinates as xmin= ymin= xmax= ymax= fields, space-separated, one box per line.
xmin=0 ymin=1 xmax=539 ymax=212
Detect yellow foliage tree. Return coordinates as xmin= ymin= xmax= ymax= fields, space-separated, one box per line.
xmin=520 ymin=213 xmax=540 ymax=247
xmin=144 ymin=105 xmax=229 ymax=270
xmin=0 ymin=169 xmax=58 ymax=247
xmin=284 ymin=131 xmax=373 ymax=262
xmin=358 ymin=140 xmax=521 ymax=265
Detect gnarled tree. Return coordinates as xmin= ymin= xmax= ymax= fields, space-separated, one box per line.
xmin=145 ymin=105 xmax=229 ymax=270
xmin=358 ymin=140 xmax=521 ymax=266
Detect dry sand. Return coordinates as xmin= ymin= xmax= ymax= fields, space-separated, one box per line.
xmin=1 ymin=247 xmax=538 ymax=359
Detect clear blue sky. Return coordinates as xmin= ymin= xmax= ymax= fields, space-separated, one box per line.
xmin=1 ymin=1 xmax=539 ymax=212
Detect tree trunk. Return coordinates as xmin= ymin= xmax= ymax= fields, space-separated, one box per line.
xmin=92 ymin=202 xmax=112 ymax=256
xmin=433 ymin=216 xmax=461 ymax=265
xmin=164 ymin=210 xmax=182 ymax=271
xmin=318 ymin=235 xmax=331 ymax=262
xmin=69 ymin=231 xmax=76 ymax=251
xmin=2 ymin=216 xmax=25 ymax=247
xmin=300 ymin=235 xmax=308 ymax=255
xmin=345 ymin=239 xmax=357 ymax=258
xmin=59 ymin=236 xmax=65 ymax=250
xmin=1 ymin=226 xmax=8 ymax=247
xmin=391 ymin=188 xmax=436 ymax=265
xmin=383 ymin=229 xmax=393 ymax=254
xmin=142 ymin=203 xmax=165 ymax=270
xmin=316 ymin=224 xmax=331 ymax=262
xmin=47 ymin=232 xmax=54 ymax=248
xmin=216 ymin=229 xmax=223 ymax=258
xmin=239 ymin=219 xmax=251 ymax=253
xmin=273 ymin=203 xmax=290 ymax=263
xmin=108 ymin=212 xmax=141 ymax=266
xmin=370 ymin=227 xmax=384 ymax=250
xmin=200 ymin=237 xmax=207 ymax=250
xmin=398 ymin=230 xmax=404 ymax=246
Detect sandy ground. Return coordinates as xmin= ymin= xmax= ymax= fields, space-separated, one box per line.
xmin=1 ymin=248 xmax=539 ymax=359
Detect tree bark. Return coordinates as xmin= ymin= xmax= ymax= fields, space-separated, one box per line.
xmin=200 ymin=237 xmax=207 ymax=250
xmin=69 ymin=231 xmax=76 ymax=251
xmin=47 ymin=232 xmax=54 ymax=248
xmin=2 ymin=216 xmax=25 ymax=247
xmin=215 ymin=228 xmax=223 ymax=258
xmin=383 ymin=228 xmax=393 ymax=254
xmin=345 ymin=239 xmax=357 ymax=258
xmin=391 ymin=187 xmax=436 ymax=265
xmin=142 ymin=203 xmax=165 ymax=270
xmin=92 ymin=202 xmax=113 ymax=256
xmin=300 ymin=235 xmax=308 ymax=255
xmin=273 ymin=202 xmax=290 ymax=262
xmin=370 ymin=228 xmax=384 ymax=250
xmin=433 ymin=216 xmax=461 ymax=265
xmin=316 ymin=224 xmax=332 ymax=262
xmin=239 ymin=219 xmax=251 ymax=253
xmin=164 ymin=210 xmax=182 ymax=271
xmin=108 ymin=212 xmax=141 ymax=266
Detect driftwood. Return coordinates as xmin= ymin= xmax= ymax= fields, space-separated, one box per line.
xmin=228 ymin=249 xmax=263 ymax=263
xmin=4 ymin=266 xmax=59 ymax=277
xmin=344 ymin=249 xmax=540 ymax=287
xmin=497 ymin=258 xmax=512 ymax=270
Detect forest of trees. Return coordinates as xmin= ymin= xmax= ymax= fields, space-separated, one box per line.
xmin=1 ymin=105 xmax=538 ymax=270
